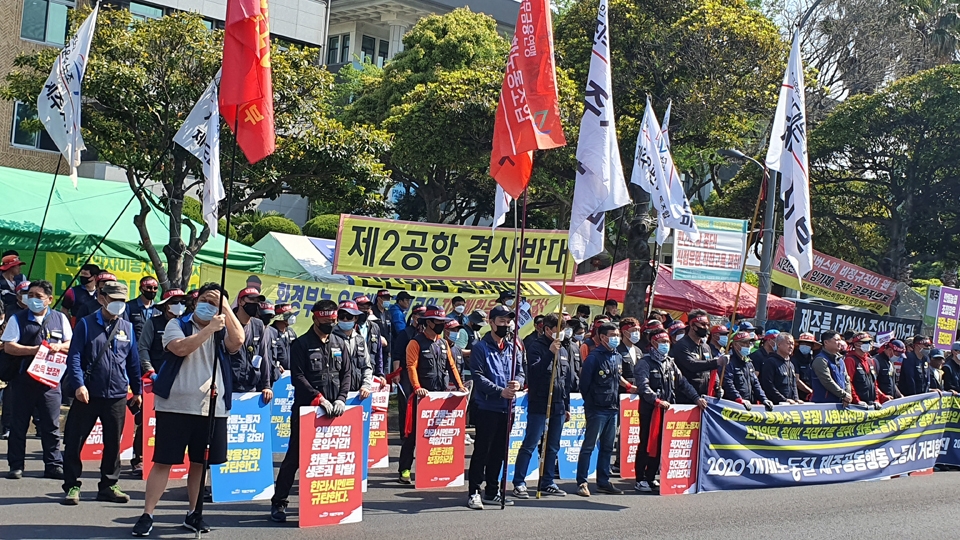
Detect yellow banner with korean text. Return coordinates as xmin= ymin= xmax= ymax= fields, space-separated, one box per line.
xmin=44 ymin=252 xmax=200 ymax=300
xmin=200 ymin=266 xmax=561 ymax=337
xmin=332 ymin=215 xmax=575 ymax=281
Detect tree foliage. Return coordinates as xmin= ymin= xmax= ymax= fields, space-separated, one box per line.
xmin=302 ymin=214 xmax=341 ymax=239
xmin=251 ymin=216 xmax=301 ymax=242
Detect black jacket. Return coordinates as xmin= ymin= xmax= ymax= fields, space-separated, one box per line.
xmin=873 ymin=352 xmax=901 ymax=398
xmin=617 ymin=342 xmax=640 ymax=384
xmin=942 ymin=359 xmax=960 ymax=393
xmin=723 ymin=351 xmax=767 ymax=404
xmin=761 ymin=353 xmax=799 ymax=404
xmin=636 ymin=352 xmax=699 ymax=415
xmin=670 ymin=334 xmax=719 ymax=401
xmin=525 ymin=334 xmax=575 ymax=415
xmin=290 ymin=327 xmax=352 ymax=406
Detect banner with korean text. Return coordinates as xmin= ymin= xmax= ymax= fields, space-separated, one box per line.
xmin=932 ymin=286 xmax=960 ymax=351
xmin=333 ymin=215 xmax=574 ymax=280
xmin=772 ymin=238 xmax=897 ymax=314
xmin=672 ymin=216 xmax=747 ymax=282
xmin=698 ymin=395 xmax=953 ymax=492
xmin=791 ymin=300 xmax=921 ymax=341
xmin=659 ymin=405 xmax=701 ymax=495
xmin=558 ymin=394 xmax=597 ymax=480
xmin=619 ymin=394 xmax=640 ymax=481
xmin=415 ymin=392 xmax=467 ymax=489
xmin=271 ymin=372 xmax=294 ymax=453
xmin=212 ymin=393 xmax=274 ymax=502
xmin=80 ymin=396 xmax=135 ymax=462
xmin=506 ymin=392 xmax=539 ymax=482
xmin=345 ymin=392 xmax=372 ymax=491
xmin=299 ymin=405 xmax=363 ymax=527
xmin=368 ymin=392 xmax=389 ymax=469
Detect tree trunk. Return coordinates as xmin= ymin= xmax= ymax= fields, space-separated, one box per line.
xmin=624 ymin=184 xmax=655 ymax=317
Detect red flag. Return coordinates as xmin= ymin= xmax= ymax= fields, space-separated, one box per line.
xmin=220 ymin=0 xmax=276 ymax=164
xmin=490 ymin=0 xmax=566 ymax=199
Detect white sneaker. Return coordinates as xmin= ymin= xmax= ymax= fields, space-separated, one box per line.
xmin=635 ymin=481 xmax=653 ymax=492
xmin=651 ymin=479 xmax=660 ymax=489
xmin=464 ymin=434 xmax=474 ymax=445
xmin=467 ymin=493 xmax=484 ymax=510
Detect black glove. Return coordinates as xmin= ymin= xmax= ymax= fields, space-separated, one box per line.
xmin=763 ymin=400 xmax=775 ymax=411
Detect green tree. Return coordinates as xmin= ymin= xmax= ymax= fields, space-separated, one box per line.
xmin=302 ymin=214 xmax=340 ymax=239
xmin=251 ymin=216 xmax=301 ymax=242
xmin=2 ymin=8 xmax=390 ymax=289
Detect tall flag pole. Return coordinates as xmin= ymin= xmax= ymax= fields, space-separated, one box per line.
xmin=38 ymin=3 xmax=99 ymax=187
xmin=631 ymin=98 xmax=668 ymax=244
xmin=568 ymin=0 xmax=630 ymax=264
xmin=490 ymin=0 xmax=566 ymax=199
xmin=220 ymin=0 xmax=276 ymax=164
xmin=648 ymin=99 xmax=700 ymax=243
xmin=174 ymin=70 xmax=224 ymax=237
xmin=765 ymin=29 xmax=812 ymax=287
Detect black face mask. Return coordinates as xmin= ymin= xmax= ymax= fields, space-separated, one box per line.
xmin=259 ymin=315 xmax=273 ymax=326
xmin=494 ymin=325 xmax=509 ymax=338
xmin=79 ymin=275 xmax=91 ymax=286
xmin=432 ymin=322 xmax=446 ymax=335
xmin=471 ymin=323 xmax=483 ymax=331
xmin=316 ymin=322 xmax=334 ymax=335
xmin=242 ymin=302 xmax=260 ymax=317
xmin=142 ymin=290 xmax=157 ymax=301
xmin=357 ymin=313 xmax=369 ymax=326
xmin=694 ymin=327 xmax=709 ymax=339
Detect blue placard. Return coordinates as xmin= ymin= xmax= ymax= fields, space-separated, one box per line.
xmin=506 ymin=393 xmax=539 ymax=483
xmin=271 ymin=372 xmax=294 ymax=453
xmin=558 ymin=394 xmax=597 ymax=480
xmin=346 ymin=392 xmax=372 ymax=491
xmin=212 ymin=393 xmax=274 ymax=502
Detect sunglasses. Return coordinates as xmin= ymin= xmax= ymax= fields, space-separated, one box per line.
xmin=339 ymin=313 xmax=357 ymax=321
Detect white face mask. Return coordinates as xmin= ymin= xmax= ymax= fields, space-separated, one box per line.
xmin=860 ymin=343 xmax=872 ymax=353
xmin=19 ymin=293 xmax=28 ymax=304
xmin=168 ymin=303 xmax=186 ymax=317
xmin=454 ymin=305 xmax=466 ymax=314
xmin=505 ymin=299 xmax=515 ymax=307
xmin=564 ymin=328 xmax=574 ymax=340
xmin=629 ymin=331 xmax=641 ymax=344
xmin=106 ymin=301 xmax=126 ymax=316
xmin=287 ymin=315 xmax=297 ymax=326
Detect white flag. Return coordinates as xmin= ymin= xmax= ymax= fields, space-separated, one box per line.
xmin=492 ymin=183 xmax=513 ymax=231
xmin=765 ymin=30 xmax=812 ymax=284
xmin=568 ymin=0 xmax=630 ymax=264
xmin=37 ymin=4 xmax=99 ymax=187
xmin=643 ymin=98 xmax=699 ymax=244
xmin=631 ymin=98 xmax=670 ymax=245
xmin=174 ymin=71 xmax=224 ymax=237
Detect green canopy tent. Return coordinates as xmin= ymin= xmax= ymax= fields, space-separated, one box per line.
xmin=0 ymin=166 xmax=264 ymax=272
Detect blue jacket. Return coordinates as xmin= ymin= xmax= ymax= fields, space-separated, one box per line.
xmin=387 ymin=304 xmax=407 ymax=340
xmin=811 ymin=350 xmax=847 ymax=403
xmin=580 ymin=345 xmax=623 ymax=412
xmin=899 ymin=351 xmax=931 ymax=396
xmin=470 ymin=333 xmax=525 ymax=413
xmin=65 ymin=311 xmax=142 ymax=399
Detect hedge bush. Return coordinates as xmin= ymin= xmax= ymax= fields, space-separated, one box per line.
xmin=252 ymin=215 xmax=302 ymax=242
xmin=302 ymin=214 xmax=340 ymax=239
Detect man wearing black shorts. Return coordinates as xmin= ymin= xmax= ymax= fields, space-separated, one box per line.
xmin=131 ymin=283 xmax=244 ymax=537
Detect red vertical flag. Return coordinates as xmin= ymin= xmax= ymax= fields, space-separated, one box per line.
xmin=490 ymin=0 xmax=566 ymax=199
xmin=220 ymin=0 xmax=276 ymax=164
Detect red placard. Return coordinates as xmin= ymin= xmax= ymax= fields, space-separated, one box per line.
xmin=299 ymin=405 xmax=363 ymax=527
xmin=141 ymin=390 xmax=190 ymax=480
xmin=619 ymin=394 xmax=640 ymax=481
xmin=80 ymin=393 xmax=136 ymax=462
xmin=368 ymin=392 xmax=389 ymax=469
xmin=415 ymin=392 xmax=467 ymax=489
xmin=659 ymin=405 xmax=701 ymax=496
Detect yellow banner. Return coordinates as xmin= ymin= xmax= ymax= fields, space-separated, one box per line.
xmin=201 ymin=266 xmax=561 ymax=337
xmin=45 ymin=252 xmax=200 ymax=300
xmin=332 ymin=214 xmax=574 ymax=281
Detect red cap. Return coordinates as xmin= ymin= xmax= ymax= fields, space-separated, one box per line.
xmin=798 ymin=332 xmax=817 ymax=343
xmin=275 ymin=303 xmax=293 ymax=315
xmin=0 ymin=255 xmax=25 ymax=271
xmin=338 ymin=300 xmax=362 ymax=315
xmin=354 ymin=295 xmax=372 ymax=305
xmin=423 ymin=305 xmax=449 ymax=320
xmin=96 ymin=272 xmax=117 ymax=283
xmin=732 ymin=331 xmax=752 ymax=342
xmin=156 ymin=289 xmax=186 ymax=305
xmin=14 ymin=280 xmax=31 ymax=292
xmin=710 ymin=325 xmax=729 ymax=335
xmin=852 ymin=331 xmax=872 ymax=343
xmin=445 ymin=319 xmax=461 ymax=329
xmin=238 ymin=287 xmax=266 ymax=302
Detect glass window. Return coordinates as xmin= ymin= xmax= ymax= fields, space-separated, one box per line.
xmin=21 ymin=0 xmax=72 ymax=45
xmin=339 ymin=34 xmax=350 ymax=64
xmin=10 ymin=102 xmax=58 ymax=151
xmin=129 ymin=1 xmax=163 ymax=22
xmin=361 ymin=35 xmax=375 ymax=63
xmin=327 ymin=35 xmax=339 ymax=65
xmin=45 ymin=1 xmax=68 ymax=44
xmin=377 ymin=39 xmax=389 ymax=68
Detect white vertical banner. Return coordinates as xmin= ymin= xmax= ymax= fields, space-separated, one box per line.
xmin=174 ymin=70 xmax=224 ymax=236
xmin=568 ymin=0 xmax=630 ymax=263
xmin=653 ymin=101 xmax=699 ymax=242
xmin=37 ymin=4 xmax=99 ymax=187
xmin=492 ymin=183 xmax=513 ymax=232
xmin=765 ymin=30 xmax=813 ymax=286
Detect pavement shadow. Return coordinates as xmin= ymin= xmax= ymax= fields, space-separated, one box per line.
xmin=0 ymin=524 xmax=133 ymax=539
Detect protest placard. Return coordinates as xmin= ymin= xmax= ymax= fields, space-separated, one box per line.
xmin=415 ymin=392 xmax=467 ymax=489
xmin=211 ymin=393 xmax=274 ymax=502
xmin=659 ymin=405 xmax=701 ymax=496
xmin=299 ymin=405 xmax=363 ymax=527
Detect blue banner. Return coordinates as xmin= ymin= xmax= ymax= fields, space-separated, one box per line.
xmin=698 ymin=393 xmax=952 ymax=492
xmin=346 ymin=392 xmax=372 ymax=492
xmin=506 ymin=393 xmax=539 ymax=483
xmin=212 ymin=393 xmax=274 ymax=502
xmin=938 ymin=395 xmax=960 ymax=466
xmin=271 ymin=372 xmax=294 ymax=453
xmin=558 ymin=394 xmax=597 ymax=480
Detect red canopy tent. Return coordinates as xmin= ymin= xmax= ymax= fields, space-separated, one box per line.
xmin=549 ymin=260 xmax=794 ymax=320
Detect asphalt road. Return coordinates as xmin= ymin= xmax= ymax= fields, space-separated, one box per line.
xmin=1 ymin=435 xmax=957 ymax=540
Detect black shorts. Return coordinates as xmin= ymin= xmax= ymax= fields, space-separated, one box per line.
xmin=153 ymin=411 xmax=228 ymax=465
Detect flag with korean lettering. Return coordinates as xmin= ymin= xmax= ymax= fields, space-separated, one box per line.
xmin=631 ymin=98 xmax=670 ymax=245
xmin=211 ymin=392 xmax=274 ymax=502
xmin=765 ymin=30 xmax=812 ymax=287
xmin=490 ymin=0 xmax=566 ymax=199
xmin=37 ymin=4 xmax=99 ymax=187
xmin=567 ymin=0 xmax=631 ymax=264
xmin=644 ymin=98 xmax=699 ymax=244
xmin=174 ymin=70 xmax=224 ymax=236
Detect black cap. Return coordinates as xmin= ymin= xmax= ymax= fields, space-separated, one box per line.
xmin=396 ymin=291 xmax=414 ymax=301
xmin=489 ymin=305 xmax=516 ymax=320
xmin=468 ymin=309 xmax=487 ymax=324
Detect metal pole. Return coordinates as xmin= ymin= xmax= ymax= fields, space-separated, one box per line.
xmin=603 ymin=207 xmax=628 ymax=307
xmin=27 ymin=156 xmax=62 ymax=280
xmin=755 ymin=169 xmax=778 ymax=330
xmin=646 ymin=238 xmax=663 ymax=318
xmin=729 ymin=165 xmax=767 ymax=327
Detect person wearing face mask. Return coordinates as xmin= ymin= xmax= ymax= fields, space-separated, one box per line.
xmin=873 ymin=340 xmax=904 ymax=399
xmin=565 ymin=319 xmax=584 ymax=392
xmin=791 ymin=333 xmax=817 ymax=398
xmin=637 ymin=319 xmax=663 ymax=354
xmin=232 ymin=288 xmax=273 ymax=403
xmin=269 ymin=299 xmax=352 ymax=524
xmin=580 ymin=316 xmax=611 ymax=360
xmin=810 ymin=331 xmax=853 ymax=405
xmin=73 ymin=272 xmax=120 ymax=321
xmin=634 ymin=330 xmax=706 ymax=493
xmin=617 ymin=318 xmax=642 ymax=385
xmin=603 ymin=299 xmax=620 ymax=321
xmin=134 ymin=283 xmax=243 ymax=536
xmin=133 ymin=289 xmax=187 ymax=476
xmin=750 ymin=330 xmax=779 ymax=376
xmin=523 ymin=315 xmax=546 ymax=353
xmin=465 ymin=309 xmax=487 ymax=355
xmin=372 ymin=290 xmax=392 ymax=362
xmin=722 ymin=332 xmax=774 ymax=413
xmin=332 ymin=301 xmax=374 ymax=398
xmin=2 ymin=280 xmax=72 ymax=480
xmin=929 ymin=348 xmax=946 ymax=390
xmin=511 ymin=314 xmax=574 ymax=499
xmin=258 ymin=300 xmax=276 ymax=326
xmin=388 ymin=291 xmax=414 ymax=344
xmin=259 ymin=302 xmax=283 ymax=382
xmin=451 ymin=296 xmax=468 ymax=326
xmin=497 ymin=290 xmax=517 ymax=309
xmin=708 ymin=325 xmax=729 ymax=358
xmin=400 ymin=306 xmax=466 ymax=487
xmin=0 ymin=254 xmax=26 ymax=315
xmin=4 ymin=280 xmax=30 ymax=322
xmin=940 ymin=341 xmax=960 ymax=394
xmin=843 ymin=332 xmax=889 ymax=408
xmin=268 ymin=304 xmax=298 ymax=373
xmin=576 ymin=323 xmax=632 ymax=497
xmin=185 ymin=290 xmax=199 ymax=314
xmin=60 ymin=263 xmax=101 ymax=321
xmin=444 ymin=319 xmax=467 ymax=382
xmin=667 ymin=320 xmax=686 ymax=344
xmin=761 ymin=333 xmax=804 ymax=405
xmin=124 ymin=276 xmax=159 ymax=340
xmin=899 ymin=335 xmax=934 ymax=396
xmin=353 ymin=296 xmax=387 ymax=381
xmin=669 ymin=310 xmax=720 ymax=402
xmin=61 ymin=281 xmax=142 ymax=505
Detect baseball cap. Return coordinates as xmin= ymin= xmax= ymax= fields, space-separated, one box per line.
xmin=395 ymin=291 xmax=414 ymax=302
xmin=354 ymin=295 xmax=372 ymax=305
xmin=952 ymin=341 xmax=960 ymax=352
xmin=155 ymin=289 xmax=187 ymax=305
xmin=0 ymin=255 xmax=25 ymax=271
xmin=445 ymin=319 xmax=461 ymax=330
xmin=238 ymin=287 xmax=266 ymax=302
xmin=422 ymin=305 xmax=449 ymax=320
xmin=100 ymin=281 xmax=128 ymax=301
xmin=798 ymin=332 xmax=817 ymax=343
xmin=376 ymin=289 xmax=391 ymax=299
xmin=932 ymin=348 xmax=946 ymax=359
xmin=275 ymin=303 xmax=293 ymax=315
xmin=468 ymin=309 xmax=487 ymax=324
xmin=667 ymin=321 xmax=686 ymax=337
xmin=338 ymin=300 xmax=362 ymax=316
xmin=411 ymin=305 xmax=427 ymax=316
xmin=710 ymin=325 xmax=729 ymax=335
xmin=737 ymin=321 xmax=756 ymax=331
xmin=489 ymin=305 xmax=516 ymax=320
xmin=762 ymin=329 xmax=781 ymax=341
xmin=96 ymin=272 xmax=118 ymax=283
xmin=732 ymin=331 xmax=752 ymax=342
xmin=852 ymin=332 xmax=872 ymax=343
xmin=888 ymin=339 xmax=906 ymax=353
xmin=14 ymin=280 xmax=30 ymax=293
xmin=259 ymin=301 xmax=276 ymax=316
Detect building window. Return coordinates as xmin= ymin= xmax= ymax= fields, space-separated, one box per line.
xmin=21 ymin=0 xmax=72 ymax=46
xmin=327 ymin=33 xmax=351 ymax=64
xmin=361 ymin=35 xmax=376 ymax=63
xmin=129 ymin=1 xmax=164 ymax=21
xmin=339 ymin=34 xmax=350 ymax=63
xmin=10 ymin=102 xmax=59 ymax=152
xmin=377 ymin=39 xmax=389 ymax=67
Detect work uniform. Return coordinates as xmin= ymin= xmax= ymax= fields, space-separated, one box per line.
xmin=63 ymin=285 xmax=99 ymax=321
xmin=749 ymin=347 xmax=771 ymax=376
xmin=358 ymin=319 xmax=385 ymax=377
xmin=845 ymin=352 xmax=888 ymax=405
xmin=761 ymin=353 xmax=800 ymax=404
xmin=271 ymin=327 xmax=351 ymax=507
xmin=133 ymin=313 xmax=172 ymax=468
xmin=670 ymin=335 xmax=720 ymax=402
xmin=62 ymin=311 xmax=141 ymax=493
xmin=394 ymin=325 xmax=419 ymax=443
xmin=635 ymin=350 xmax=699 ymax=483
xmin=234 ymin=317 xmax=272 ymax=393
xmin=2 ymin=309 xmax=72 ymax=473
xmin=123 ymin=298 xmax=156 ymax=340
xmin=566 ymin=339 xmax=583 ymax=392
xmin=791 ymin=349 xmax=815 ymax=390
xmin=810 ymin=351 xmax=849 ymax=403
xmin=0 ymin=273 xmax=25 ymax=315
xmin=941 ymin=358 xmax=960 ymax=393
xmin=899 ymin=351 xmax=932 ymax=396
xmin=268 ymin=323 xmax=297 ymax=372
xmin=617 ymin=341 xmax=640 ymax=385
xmin=577 ymin=345 xmax=621 ymax=487
xmin=722 ymin=351 xmax=767 ymax=405
xmin=333 ymin=327 xmax=372 ymax=393
xmin=873 ymin=352 xmax=901 ymax=399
